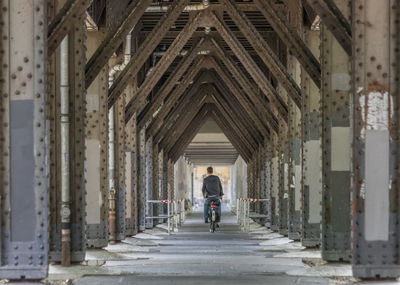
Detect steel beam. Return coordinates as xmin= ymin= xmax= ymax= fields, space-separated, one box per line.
xmin=48 ymin=19 xmax=87 ymax=263
xmin=145 ymin=137 xmax=154 ymax=229
xmin=301 ymin=29 xmax=322 ymax=248
xmin=123 ymin=13 xmax=205 ymax=116
xmin=210 ymin=111 xmax=252 ymax=162
xmin=169 ymin=106 xmax=211 ymax=163
xmin=270 ymin=132 xmax=280 ymax=231
xmin=320 ymin=0 xmax=351 ymax=262
xmin=85 ymin=0 xmax=153 ymax=88
xmin=222 ymin=0 xmax=304 ymax=107
xmin=209 ymin=38 xmax=280 ymax=132
xmin=254 ymin=0 xmax=321 ymax=87
xmin=85 ymin=30 xmax=109 ymax=248
xmin=208 ymin=11 xmax=288 ymax=120
xmin=48 ymin=0 xmax=92 ymax=56
xmin=0 ymin=0 xmax=48 ymax=279
xmin=108 ymin=0 xmax=188 ymax=108
xmin=351 ymin=0 xmax=400 ymax=278
xmin=135 ymin=39 xmax=207 ymax=128
xmin=146 ymin=57 xmax=207 ymax=138
xmin=137 ymin=127 xmax=147 ymax=231
xmin=305 ymin=0 xmax=351 ymax=56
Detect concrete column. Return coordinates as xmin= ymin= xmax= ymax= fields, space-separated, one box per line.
xmin=0 ymin=0 xmax=48 ymax=279
xmin=352 ymin=0 xmax=399 ymax=278
xmin=48 ymin=19 xmax=87 ymax=263
xmin=301 ymin=28 xmax=322 ymax=247
xmin=85 ymin=29 xmax=109 ymax=248
xmin=168 ymin=160 xmax=174 ymax=200
xmin=320 ymin=0 xmax=351 ymax=262
xmin=145 ymin=137 xmax=153 ymax=229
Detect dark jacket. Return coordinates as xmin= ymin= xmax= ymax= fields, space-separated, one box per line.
xmin=202 ymin=175 xmax=224 ymax=198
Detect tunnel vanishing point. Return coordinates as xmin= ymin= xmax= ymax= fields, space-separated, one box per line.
xmin=0 ymin=0 xmax=399 ymax=282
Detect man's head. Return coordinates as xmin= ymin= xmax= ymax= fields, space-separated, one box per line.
xmin=207 ymin=166 xmax=213 ymax=175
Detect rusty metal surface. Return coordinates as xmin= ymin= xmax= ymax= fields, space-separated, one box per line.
xmin=108 ymin=0 xmax=188 ymax=108
xmin=305 ymin=0 xmax=351 ymax=55
xmin=254 ymin=0 xmax=321 ymax=87
xmin=85 ymin=0 xmax=153 ymax=88
xmin=48 ymin=0 xmax=93 ymax=56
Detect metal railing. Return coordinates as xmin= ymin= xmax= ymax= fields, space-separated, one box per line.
xmin=146 ymin=200 xmax=185 ymax=234
xmin=236 ymin=198 xmax=269 ymax=232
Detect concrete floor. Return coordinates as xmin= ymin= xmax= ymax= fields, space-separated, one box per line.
xmin=45 ymin=209 xmax=400 ymax=285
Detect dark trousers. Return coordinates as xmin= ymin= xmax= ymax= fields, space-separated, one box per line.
xmin=204 ymin=199 xmax=221 ymax=222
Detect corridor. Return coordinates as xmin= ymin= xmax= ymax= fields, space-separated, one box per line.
xmin=50 ymin=210 xmax=341 ymax=285
xmin=1 ymin=0 xmax=400 ymax=282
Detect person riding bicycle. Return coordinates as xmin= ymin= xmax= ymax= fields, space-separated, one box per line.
xmin=202 ymin=166 xmax=223 ymax=224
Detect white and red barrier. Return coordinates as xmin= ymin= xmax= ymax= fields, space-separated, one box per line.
xmin=236 ymin=198 xmax=269 ymax=232
xmin=146 ymin=199 xmax=186 ymax=234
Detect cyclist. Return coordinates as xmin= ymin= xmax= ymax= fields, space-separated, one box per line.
xmin=202 ymin=166 xmax=223 ymax=224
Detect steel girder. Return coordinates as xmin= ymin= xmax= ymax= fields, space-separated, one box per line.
xmin=85 ymin=0 xmax=153 ymax=88
xmin=169 ymin=105 xmax=212 ymax=162
xmin=161 ymin=82 xmax=260 ymax=153
xmin=123 ymin=10 xmax=206 ymax=119
xmin=208 ymin=11 xmax=288 ymax=120
xmin=160 ymin=83 xmax=258 ymax=156
xmin=222 ymin=0 xmax=304 ymax=107
xmin=134 ymin=39 xmax=207 ymax=128
xmin=146 ymin=57 xmax=208 ymax=138
xmin=254 ymin=0 xmax=321 ymax=87
xmin=48 ymin=0 xmax=93 ymax=56
xmin=305 ymin=0 xmax=351 ymax=55
xmin=207 ymin=57 xmax=270 ymax=138
xmin=209 ymin=38 xmax=280 ymax=131
xmin=208 ymin=113 xmax=251 ymax=163
xmin=108 ymin=0 xmax=188 ymax=108
xmin=152 ymin=73 xmax=208 ymax=145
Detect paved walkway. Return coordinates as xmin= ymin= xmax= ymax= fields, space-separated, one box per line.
xmin=70 ymin=211 xmax=337 ymax=285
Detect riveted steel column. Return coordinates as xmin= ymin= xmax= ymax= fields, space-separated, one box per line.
xmin=125 ymin=84 xmax=138 ymax=236
xmin=301 ymin=28 xmax=322 ymax=248
xmin=287 ymin=55 xmax=302 ymax=241
xmin=114 ymin=83 xmax=126 ymax=241
xmin=48 ymin=18 xmax=87 ymax=263
xmin=0 ymin=0 xmax=48 ymax=279
xmin=137 ymin=127 xmax=146 ymax=231
xmin=145 ymin=136 xmax=153 ymax=229
xmin=152 ymin=142 xmax=160 ymax=225
xmin=351 ymin=0 xmax=400 ymax=278
xmin=162 ymin=153 xmax=169 ymax=201
xmin=270 ymin=133 xmax=280 ymax=231
xmin=321 ymin=0 xmax=351 ymax=262
xmin=168 ymin=160 xmax=174 ymax=200
xmin=85 ymin=29 xmax=109 ymax=249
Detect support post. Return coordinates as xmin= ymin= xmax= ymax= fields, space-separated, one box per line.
xmin=0 ymin=0 xmax=48 ymax=279
xmin=301 ymin=28 xmax=322 ymax=247
xmin=351 ymin=0 xmax=400 ymax=278
xmin=145 ymin=137 xmax=154 ymax=229
xmin=85 ymin=29 xmax=109 ymax=248
xmin=321 ymin=0 xmax=351 ymax=262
